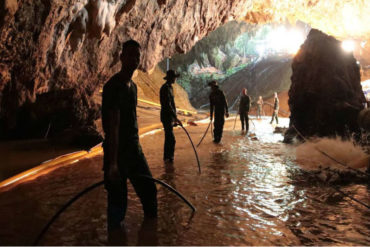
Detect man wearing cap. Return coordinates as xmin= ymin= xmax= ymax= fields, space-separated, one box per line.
xmin=160 ymin=70 xmax=182 ymax=163
xmin=209 ymin=80 xmax=229 ymax=143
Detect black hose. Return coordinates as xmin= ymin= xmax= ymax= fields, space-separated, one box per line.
xmin=33 ymin=181 xmax=104 ymax=245
xmin=197 ymin=121 xmax=211 ymax=147
xmin=33 ymin=175 xmax=196 ymax=245
xmin=180 ymin=125 xmax=201 ymax=174
xmin=140 ymin=175 xmax=196 ymax=212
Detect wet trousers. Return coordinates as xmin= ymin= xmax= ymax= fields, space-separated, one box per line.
xmin=213 ymin=112 xmax=225 ymax=142
xmin=162 ymin=120 xmax=176 ymax=160
xmin=240 ymin=111 xmax=249 ymax=132
xmin=257 ymin=106 xmax=263 ymax=119
xmin=270 ymin=110 xmax=279 ymax=124
xmin=104 ymin=143 xmax=158 ymax=230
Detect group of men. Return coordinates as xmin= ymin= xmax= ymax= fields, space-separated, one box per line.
xmin=101 ymin=39 xmax=280 ymax=233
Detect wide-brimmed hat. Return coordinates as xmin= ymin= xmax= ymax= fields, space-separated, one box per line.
xmin=164 ymin=70 xmax=180 ymax=80
xmin=208 ymin=80 xmax=218 ymax=87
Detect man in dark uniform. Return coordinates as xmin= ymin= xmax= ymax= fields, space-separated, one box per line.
xmin=270 ymin=92 xmax=279 ymax=124
xmin=209 ymin=80 xmax=229 ymax=143
xmin=102 ymin=40 xmax=157 ymax=231
xmin=238 ymin=88 xmax=251 ymax=133
xmin=160 ymin=70 xmax=182 ymax=163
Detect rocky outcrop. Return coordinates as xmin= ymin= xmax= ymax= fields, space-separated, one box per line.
xmin=1 ymin=0 xmax=370 ymax=140
xmin=187 ymin=56 xmax=292 ymax=110
xmin=286 ymin=29 xmax=366 ymax=141
xmin=159 ymin=21 xmax=256 ymax=73
xmin=221 ymin=56 xmax=292 ymax=110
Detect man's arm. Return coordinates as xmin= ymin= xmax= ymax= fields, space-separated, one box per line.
xmin=223 ymin=92 xmax=229 ymax=117
xmin=238 ymin=96 xmax=242 ymax=114
xmin=106 ymin=109 xmax=120 ymax=181
xmin=210 ymin=95 xmax=214 ymax=120
xmin=168 ymin=87 xmax=182 ymax=125
xmin=162 ymin=86 xmax=177 ymax=118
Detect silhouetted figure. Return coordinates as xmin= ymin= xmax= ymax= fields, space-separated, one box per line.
xmin=209 ymin=81 xmax=229 ymax=143
xmin=160 ymin=70 xmax=182 ymax=163
xmin=102 ymin=40 xmax=157 ymax=231
xmin=270 ymin=92 xmax=279 ymax=124
xmin=239 ymin=88 xmax=251 ymax=133
xmin=257 ymin=96 xmax=264 ymax=119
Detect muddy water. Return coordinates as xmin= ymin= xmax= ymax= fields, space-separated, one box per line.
xmin=0 ymin=117 xmax=369 ymax=245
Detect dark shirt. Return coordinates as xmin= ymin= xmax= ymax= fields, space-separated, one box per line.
xmin=102 ymin=73 xmax=139 ymax=148
xmin=160 ymin=83 xmax=177 ymax=122
xmin=210 ymin=87 xmax=228 ymax=117
xmin=239 ymin=95 xmax=251 ymax=112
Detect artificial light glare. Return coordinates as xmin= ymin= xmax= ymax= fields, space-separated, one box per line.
xmin=267 ymin=27 xmax=305 ymax=55
xmin=256 ymin=45 xmax=265 ymax=56
xmin=341 ymin=40 xmax=355 ymax=52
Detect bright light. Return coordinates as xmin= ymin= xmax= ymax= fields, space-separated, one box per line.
xmin=266 ymin=26 xmax=305 ymax=55
xmin=285 ymin=29 xmax=305 ymax=54
xmin=256 ymin=45 xmax=265 ymax=56
xmin=341 ymin=40 xmax=355 ymax=52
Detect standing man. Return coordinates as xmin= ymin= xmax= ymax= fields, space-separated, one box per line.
xmin=102 ymin=40 xmax=157 ymax=231
xmin=160 ymin=70 xmax=182 ymax=163
xmin=209 ymin=80 xmax=229 ymax=143
xmin=270 ymin=92 xmax=279 ymax=124
xmin=238 ymin=88 xmax=251 ymax=133
xmin=257 ymin=96 xmax=264 ymax=120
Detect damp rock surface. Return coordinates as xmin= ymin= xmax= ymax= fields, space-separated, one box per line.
xmin=287 ymin=29 xmax=366 ymax=139
xmin=1 ymin=0 xmax=370 ymax=138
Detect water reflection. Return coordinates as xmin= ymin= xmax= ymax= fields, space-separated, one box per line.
xmin=0 ymin=118 xmax=368 ymax=245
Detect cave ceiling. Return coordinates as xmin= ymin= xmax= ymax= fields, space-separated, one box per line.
xmin=0 ymin=0 xmax=369 ymax=113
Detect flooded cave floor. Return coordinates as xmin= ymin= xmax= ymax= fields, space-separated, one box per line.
xmin=0 ymin=117 xmax=369 ymax=245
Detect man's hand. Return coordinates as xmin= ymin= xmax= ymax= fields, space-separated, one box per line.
xmin=173 ymin=118 xmax=183 ymax=127
xmin=176 ymin=118 xmax=183 ymax=126
xmin=225 ymin=112 xmax=229 ymax=118
xmin=107 ymin=163 xmax=121 ymax=184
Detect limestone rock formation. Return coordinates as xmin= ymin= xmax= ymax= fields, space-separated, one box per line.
xmin=1 ymin=0 xmax=369 ymax=140
xmin=186 ymin=56 xmax=292 ymax=110
xmin=286 ymin=29 xmax=366 ymax=141
xmin=0 ymin=0 xmax=252 ymax=139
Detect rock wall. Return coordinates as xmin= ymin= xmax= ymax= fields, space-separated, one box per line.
xmin=132 ymin=66 xmax=195 ymax=111
xmin=286 ymin=29 xmax=366 ymax=140
xmin=221 ymin=56 xmax=292 ymax=111
xmin=1 ymin=0 xmax=250 ymax=138
xmin=1 ymin=0 xmax=369 ymax=139
xmin=187 ymin=56 xmax=292 ymax=110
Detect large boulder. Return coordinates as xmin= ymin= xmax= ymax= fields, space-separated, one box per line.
xmin=286 ymin=29 xmax=366 ymax=140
